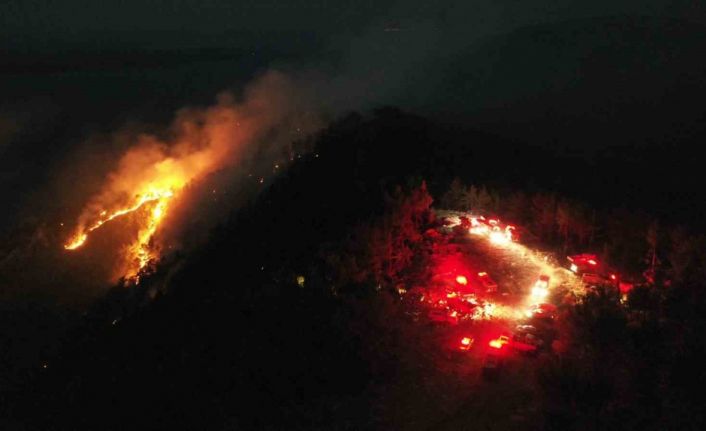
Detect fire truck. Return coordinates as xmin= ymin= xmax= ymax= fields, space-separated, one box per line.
xmin=566 ymin=253 xmax=600 ymax=275
xmin=566 ymin=253 xmax=630 ymax=291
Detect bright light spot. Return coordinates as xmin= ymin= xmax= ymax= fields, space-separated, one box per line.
xmin=588 ymin=259 xmax=597 ymax=265
xmin=296 ymin=275 xmax=305 ymax=287
xmin=64 ymin=187 xmax=175 ymax=281
xmin=489 ymin=336 xmax=509 ymax=349
xmin=489 ymin=231 xmax=509 ymax=245
xmin=469 ymin=301 xmax=515 ymax=321
xmin=456 ymin=275 xmax=468 ymax=285
xmin=531 ymin=285 xmax=548 ymax=299
xmin=570 ymin=263 xmax=578 ymax=273
xmin=461 ymin=337 xmax=472 ymax=346
xmin=65 ymin=233 xmax=88 ymax=250
xmin=505 ymin=225 xmax=515 ymax=240
xmin=470 ymin=226 xmax=488 ymax=235
xmin=534 ymin=276 xmax=549 ymax=290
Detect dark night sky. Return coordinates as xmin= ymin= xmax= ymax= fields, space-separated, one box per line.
xmin=2 ymin=0 xmax=704 ymax=50
xmin=1 ymin=0 xmax=391 ymax=50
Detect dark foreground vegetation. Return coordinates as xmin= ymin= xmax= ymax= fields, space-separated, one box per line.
xmin=2 ymin=108 xmax=706 ymax=430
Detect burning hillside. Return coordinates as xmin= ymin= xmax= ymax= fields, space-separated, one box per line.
xmin=62 ymin=70 xmax=321 ymax=282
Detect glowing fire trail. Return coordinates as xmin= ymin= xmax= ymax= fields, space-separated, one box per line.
xmin=59 ymin=70 xmax=323 ymax=283
xmin=127 ymin=196 xmax=171 ymax=279
xmin=64 ymin=188 xmax=175 ymax=280
xmin=64 ymin=190 xmax=174 ymax=250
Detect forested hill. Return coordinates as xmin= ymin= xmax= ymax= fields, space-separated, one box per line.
xmin=7 ymin=107 xmax=704 ymax=430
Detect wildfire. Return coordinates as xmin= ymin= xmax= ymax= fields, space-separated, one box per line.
xmin=64 ymin=187 xmax=176 ymax=280
xmin=65 ymin=190 xmax=174 ymax=250
xmin=60 ymin=71 xmax=322 ymax=284
xmin=127 ymin=195 xmax=171 ymax=279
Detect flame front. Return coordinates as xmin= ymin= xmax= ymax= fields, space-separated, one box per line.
xmin=60 ymin=71 xmax=321 ymax=283
xmin=64 ymin=187 xmax=176 ymax=280
xmin=127 ymin=193 xmax=172 ymax=279
xmin=65 ymin=190 xmax=174 ymax=249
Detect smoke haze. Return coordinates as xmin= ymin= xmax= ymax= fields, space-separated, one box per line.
xmin=0 ymin=70 xmax=323 ymax=298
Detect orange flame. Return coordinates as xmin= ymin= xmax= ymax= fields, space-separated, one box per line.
xmin=64 ymin=187 xmax=176 ymax=280
xmin=64 ymin=189 xmax=175 ymax=250
xmin=127 ymin=194 xmax=172 ymax=279
xmin=61 ymin=71 xmax=323 ymax=283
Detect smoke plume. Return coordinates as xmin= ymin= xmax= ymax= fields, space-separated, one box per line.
xmin=61 ymin=69 xmax=323 ymax=282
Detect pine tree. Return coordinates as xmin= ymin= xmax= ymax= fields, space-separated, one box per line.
xmin=440 ymin=178 xmax=466 ymax=210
